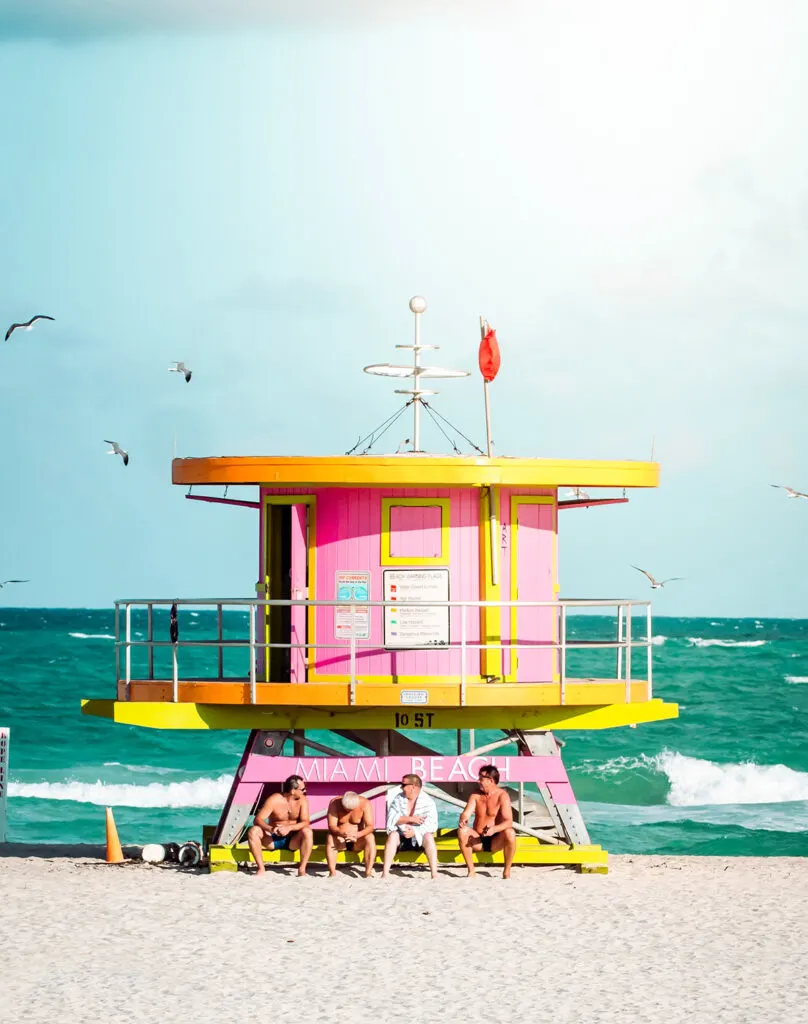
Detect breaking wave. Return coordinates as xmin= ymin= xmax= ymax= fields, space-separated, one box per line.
xmin=577 ymin=751 xmax=808 ymax=806
xmin=9 ymin=776 xmax=232 ymax=808
xmin=687 ymin=638 xmax=767 ymax=648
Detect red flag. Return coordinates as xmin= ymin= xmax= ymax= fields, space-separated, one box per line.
xmin=478 ymin=327 xmax=501 ymax=382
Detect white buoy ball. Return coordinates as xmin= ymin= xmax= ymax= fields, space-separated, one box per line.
xmin=141 ymin=843 xmax=166 ymax=864
xmin=409 ymin=296 xmax=427 ymax=314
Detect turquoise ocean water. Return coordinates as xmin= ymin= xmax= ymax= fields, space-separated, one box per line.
xmin=1 ymin=608 xmax=807 ymax=856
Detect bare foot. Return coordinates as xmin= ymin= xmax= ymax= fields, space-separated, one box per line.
xmin=503 ymin=870 xmax=512 ymax=880
xmin=466 ymin=870 xmax=477 ymax=879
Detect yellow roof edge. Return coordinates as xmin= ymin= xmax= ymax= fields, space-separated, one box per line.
xmin=171 ymin=455 xmax=660 ymax=489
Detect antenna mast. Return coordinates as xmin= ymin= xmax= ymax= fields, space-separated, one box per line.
xmin=363 ymin=296 xmax=469 ymax=454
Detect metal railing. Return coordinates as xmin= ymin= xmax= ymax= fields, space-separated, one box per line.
xmin=114 ymin=597 xmax=653 ymax=705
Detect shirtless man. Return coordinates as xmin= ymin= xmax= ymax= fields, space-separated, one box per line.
xmin=326 ymin=791 xmax=376 ymax=878
xmin=246 ymin=774 xmax=314 ymax=877
xmin=457 ymin=764 xmax=517 ymax=879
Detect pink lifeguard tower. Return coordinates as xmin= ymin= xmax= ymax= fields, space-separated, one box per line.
xmin=82 ymin=296 xmax=677 ymax=872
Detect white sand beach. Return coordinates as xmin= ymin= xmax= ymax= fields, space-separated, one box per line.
xmin=1 ymin=851 xmax=806 ymax=1024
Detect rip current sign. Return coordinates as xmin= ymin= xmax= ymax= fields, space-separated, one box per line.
xmin=334 ymin=571 xmax=371 ymax=640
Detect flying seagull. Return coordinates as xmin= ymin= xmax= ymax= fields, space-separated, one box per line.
xmin=632 ymin=566 xmax=683 ymax=589
xmin=565 ymin=488 xmax=591 ymax=500
xmin=5 ymin=315 xmax=55 ymax=342
xmin=771 ymin=484 xmax=808 ymax=500
xmin=0 ymin=579 xmax=29 ymax=588
xmin=104 ymin=440 xmax=129 ymax=466
xmin=169 ymin=361 xmax=192 ymax=383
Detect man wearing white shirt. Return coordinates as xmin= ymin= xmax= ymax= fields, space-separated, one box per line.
xmin=382 ymin=773 xmax=439 ymax=879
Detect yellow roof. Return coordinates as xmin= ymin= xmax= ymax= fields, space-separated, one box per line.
xmin=172 ymin=455 xmax=659 ymax=489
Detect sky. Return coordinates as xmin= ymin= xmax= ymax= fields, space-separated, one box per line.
xmin=0 ymin=1 xmax=807 ymax=615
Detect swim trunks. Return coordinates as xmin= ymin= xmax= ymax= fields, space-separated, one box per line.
xmin=270 ymin=833 xmax=291 ymax=850
xmin=398 ymin=831 xmax=423 ymax=851
xmin=344 ymin=840 xmax=355 ymax=852
xmin=481 ymin=835 xmax=493 ymax=853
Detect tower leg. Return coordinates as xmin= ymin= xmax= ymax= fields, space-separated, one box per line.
xmin=212 ymin=729 xmax=288 ymax=845
xmin=516 ymin=730 xmax=592 ymax=846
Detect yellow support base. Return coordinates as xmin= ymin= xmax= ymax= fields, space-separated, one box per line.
xmin=207 ymin=832 xmax=608 ymax=874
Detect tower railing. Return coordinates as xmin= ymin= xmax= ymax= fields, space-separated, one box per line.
xmin=113 ymin=597 xmax=653 ymax=705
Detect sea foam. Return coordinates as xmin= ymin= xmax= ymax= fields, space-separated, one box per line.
xmin=9 ymin=775 xmax=232 ymax=808
xmin=687 ymin=638 xmax=767 ymax=648
xmin=657 ymin=751 xmax=808 ymax=806
xmin=578 ymin=751 xmax=808 ymax=806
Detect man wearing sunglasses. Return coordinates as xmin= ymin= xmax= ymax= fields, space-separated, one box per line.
xmin=457 ymin=764 xmax=516 ymax=879
xmin=246 ymin=774 xmax=314 ymax=877
xmin=381 ymin=774 xmax=439 ymax=879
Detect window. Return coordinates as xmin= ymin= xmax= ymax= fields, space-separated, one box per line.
xmin=381 ymin=497 xmax=450 ymax=565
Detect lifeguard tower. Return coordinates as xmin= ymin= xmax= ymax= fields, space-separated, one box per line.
xmin=82 ymin=297 xmax=677 ymax=873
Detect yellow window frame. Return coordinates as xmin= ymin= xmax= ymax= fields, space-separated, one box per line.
xmin=380 ymin=497 xmax=451 ymax=565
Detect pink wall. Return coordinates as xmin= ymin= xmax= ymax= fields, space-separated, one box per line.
xmin=314 ymin=488 xmax=480 ymax=679
xmin=260 ymin=486 xmax=556 ymax=683
xmin=261 ymin=487 xmax=480 ymax=679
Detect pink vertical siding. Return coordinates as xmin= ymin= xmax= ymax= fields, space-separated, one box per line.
xmin=259 ymin=486 xmax=557 ymax=683
xmin=389 ymin=505 xmax=443 ymax=558
xmin=263 ymin=487 xmax=480 ymax=680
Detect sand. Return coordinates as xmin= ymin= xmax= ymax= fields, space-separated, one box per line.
xmin=0 ymin=848 xmax=806 ymax=1024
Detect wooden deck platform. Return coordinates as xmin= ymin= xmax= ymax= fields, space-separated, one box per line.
xmin=117 ymin=677 xmax=652 ymax=706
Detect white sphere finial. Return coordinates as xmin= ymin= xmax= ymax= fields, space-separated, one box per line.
xmin=409 ymin=295 xmax=427 ymax=314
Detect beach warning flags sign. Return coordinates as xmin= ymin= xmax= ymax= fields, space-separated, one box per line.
xmin=478 ymin=326 xmax=501 ymax=383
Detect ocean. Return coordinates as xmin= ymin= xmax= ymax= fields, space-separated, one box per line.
xmin=1 ymin=608 xmax=807 ymax=856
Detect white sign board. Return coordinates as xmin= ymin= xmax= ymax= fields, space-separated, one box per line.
xmin=383 ymin=568 xmax=450 ymax=649
xmin=334 ymin=571 xmax=371 ymax=640
xmin=0 ymin=728 xmax=9 ymax=843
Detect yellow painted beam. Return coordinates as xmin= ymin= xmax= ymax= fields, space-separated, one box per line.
xmin=81 ymin=697 xmax=678 ymax=731
xmin=172 ymin=455 xmax=660 ymax=490
xmin=208 ymin=835 xmax=608 ymax=873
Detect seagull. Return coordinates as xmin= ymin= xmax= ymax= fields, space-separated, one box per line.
xmin=104 ymin=440 xmax=129 ymax=466
xmin=771 ymin=485 xmax=808 ymax=500
xmin=0 ymin=579 xmax=29 ymax=588
xmin=565 ymin=488 xmax=591 ymax=500
xmin=169 ymin=361 xmax=192 ymax=383
xmin=5 ymin=314 xmax=55 ymax=342
xmin=632 ymin=566 xmax=683 ymax=589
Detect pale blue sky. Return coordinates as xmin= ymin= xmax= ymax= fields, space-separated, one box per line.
xmin=0 ymin=1 xmax=806 ymax=615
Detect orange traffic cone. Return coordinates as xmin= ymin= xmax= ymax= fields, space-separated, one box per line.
xmin=105 ymin=807 xmax=125 ymax=864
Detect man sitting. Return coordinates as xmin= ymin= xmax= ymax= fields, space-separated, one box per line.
xmin=325 ymin=791 xmax=376 ymax=878
xmin=381 ymin=773 xmax=439 ymax=879
xmin=246 ymin=774 xmax=314 ymax=877
xmin=458 ymin=764 xmax=517 ymax=879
